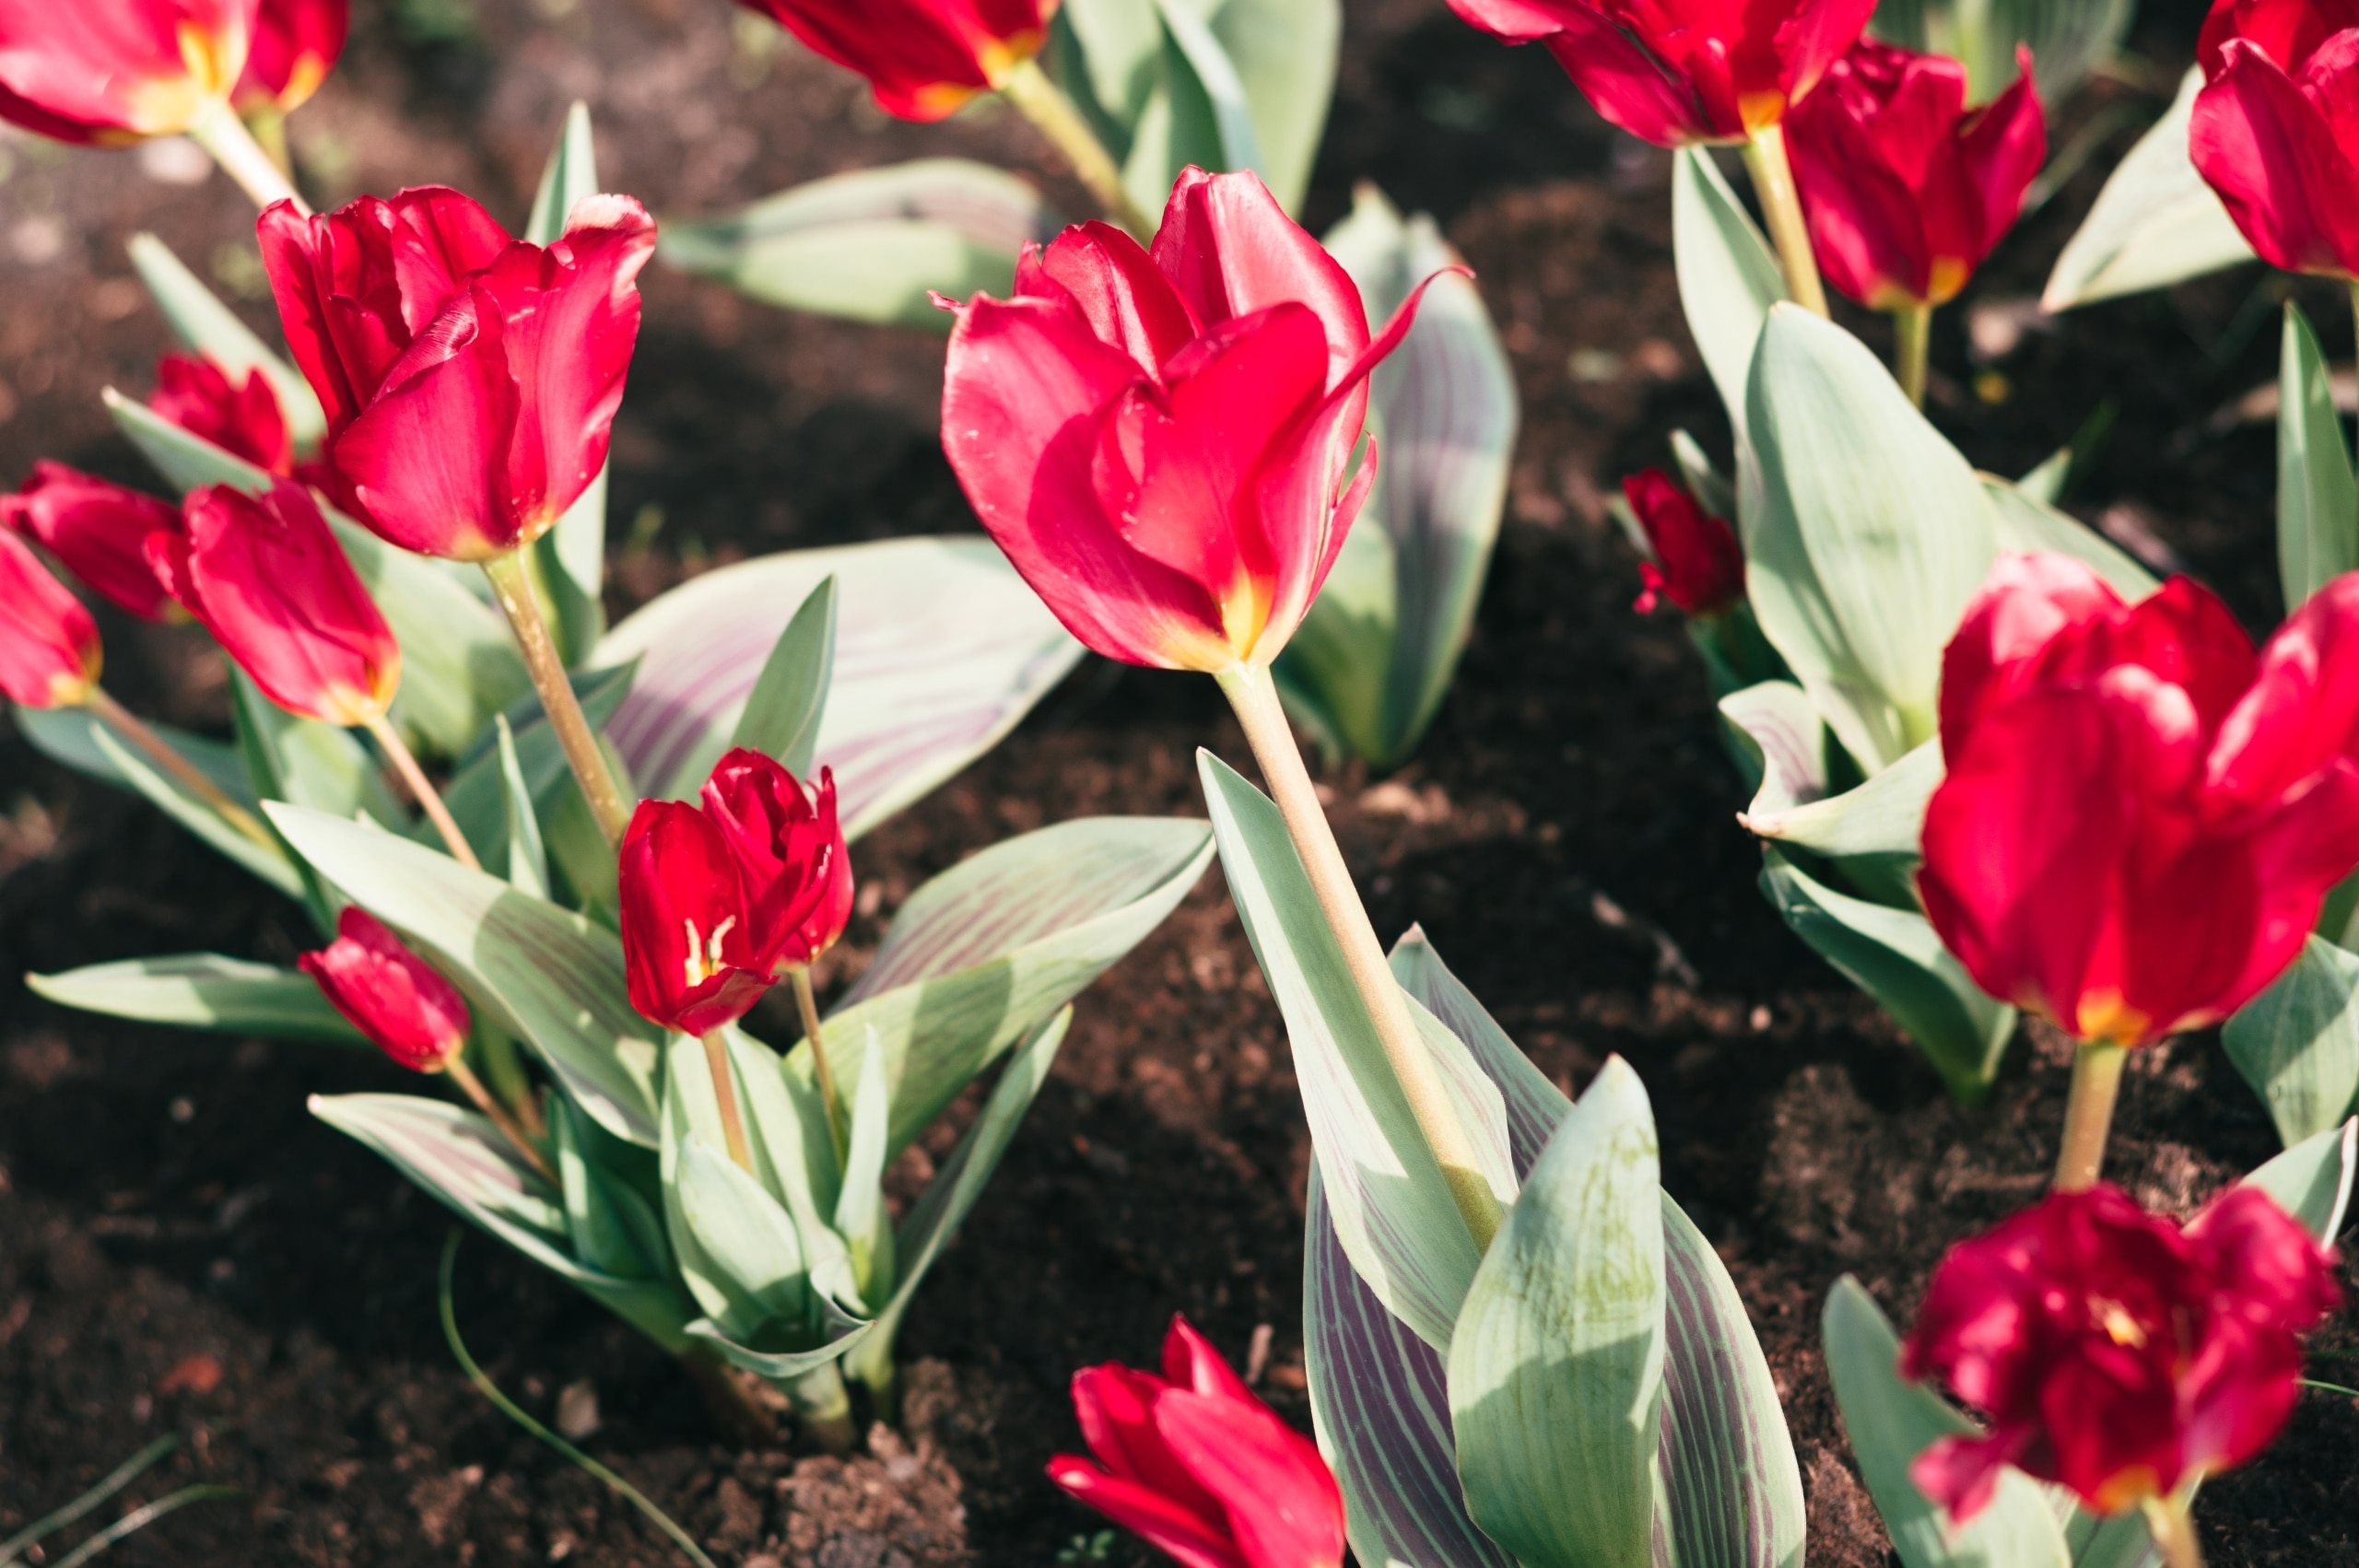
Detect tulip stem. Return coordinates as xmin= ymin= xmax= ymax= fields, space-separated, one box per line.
xmin=481 ymin=551 xmax=633 ymax=849
xmin=84 ymin=686 xmax=279 ymax=853
xmin=698 ymin=1028 xmax=757 ymax=1176
xmin=1894 ymin=304 xmax=1931 ymax=408
xmin=187 ymin=99 xmax=307 ymax=216
xmin=790 ymin=966 xmax=845 ymax=1162
xmin=443 ymin=1054 xmax=557 ymax=1184
xmin=2140 ymin=1492 xmax=2205 ymax=1568
xmin=1216 ymin=661 xmax=1504 ymax=1253
xmin=1742 ymin=124 xmax=1829 ymax=318
xmin=361 ymin=711 xmax=483 ymax=872
xmin=2054 ymin=1041 xmax=2128 ymax=1192
xmin=999 ymin=57 xmax=1156 ymax=240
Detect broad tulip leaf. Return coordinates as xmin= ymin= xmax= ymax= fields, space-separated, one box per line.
xmin=267 ymin=804 xmax=664 ymax=1147
xmin=1672 ymin=428 xmax=1738 ymax=521
xmin=89 ymin=725 xmax=304 ymax=895
xmin=524 ymin=99 xmax=609 ymax=665
xmin=552 ymin=1093 xmax=669 ymax=1281
xmin=1673 ymin=147 xmax=1784 ymax=442
xmin=2042 ymin=67 xmax=2255 ymax=311
xmin=126 ymin=230 xmax=325 ymax=451
xmin=1743 ymin=737 xmax=1943 ymax=871
xmin=1448 ymin=1057 xmax=1664 ymax=1568
xmin=1746 ymin=305 xmax=1998 ymax=773
xmin=1981 ymin=476 xmax=2159 ymax=601
xmin=2277 ymin=301 xmax=2358 ymax=612
xmin=1761 ymin=848 xmax=2016 ymax=1105
xmin=230 ymin=670 xmax=402 ymax=826
xmin=1872 ymin=0 xmax=2131 ymax=102
xmin=431 ymin=662 xmax=637 ymax=872
xmin=26 ymin=954 xmax=367 ymax=1045
xmin=2224 ymin=937 xmax=2359 ymax=1148
xmin=1057 ymin=0 xmax=1163 ymax=141
xmin=14 ymin=702 xmax=248 ymax=802
xmin=1150 ymin=0 xmax=1265 ymax=189
xmin=1822 ymin=1277 xmax=2072 ymax=1568
xmin=659 ymin=159 xmax=1057 ymax=329
xmin=731 ymin=574 xmax=835 ymax=778
xmin=594 ymin=536 xmax=1083 ymax=830
xmin=1719 ymin=681 xmax=1832 ymax=817
xmin=1278 ymin=513 xmax=1397 ymax=764
xmin=2246 ymin=1117 xmax=2357 ymax=1241
xmin=671 ymin=1129 xmax=814 ymax=1342
xmin=1201 ymin=0 xmax=1339 ymax=216
xmin=835 ymin=1037 xmax=896 ymax=1305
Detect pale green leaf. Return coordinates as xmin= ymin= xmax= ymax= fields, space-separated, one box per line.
xmin=27 ymin=954 xmax=366 ymax=1045
xmin=2277 ymin=302 xmax=2358 ymax=612
xmin=2224 ymin=938 xmax=2359 ymax=1149
xmin=2246 ymin=1117 xmax=2356 ymax=1241
xmin=89 ymin=725 xmax=303 ymax=895
xmin=495 ymin=715 xmax=549 ymax=899
xmin=1718 ymin=681 xmax=1831 ymax=819
xmin=1982 ymin=475 xmax=2159 ymax=601
xmin=126 ymin=231 xmax=324 ymax=450
xmin=13 ymin=704 xmax=248 ymax=804
xmin=1673 ymin=147 xmax=1784 ymax=442
xmin=1205 ymin=0 xmax=1339 ymax=215
xmin=1743 ymin=737 xmax=1942 ymax=866
xmin=731 ymin=574 xmax=835 ymax=778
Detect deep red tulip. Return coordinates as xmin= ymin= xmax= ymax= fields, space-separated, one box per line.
xmin=699 ymin=748 xmax=853 ymax=974
xmin=258 ymin=185 xmax=656 ymax=561
xmin=0 ymin=0 xmax=254 ymax=145
xmin=233 ymin=0 xmax=346 ymax=114
xmin=2192 ymin=0 xmax=2359 ymax=279
xmin=618 ymin=800 xmax=777 ymax=1036
xmin=1050 ymin=1316 xmax=1345 ymax=1568
xmin=1443 ymin=0 xmax=1877 ymax=146
xmin=1624 ymin=468 xmax=1743 ymax=616
xmin=0 ymin=462 xmax=182 ymax=622
xmin=943 ymin=168 xmax=1440 ymax=673
xmin=1785 ymin=41 xmax=2046 ymax=310
xmin=147 ymin=478 xmax=400 ymax=727
xmin=1901 ymin=1183 xmax=2339 ymax=1519
xmin=734 ymin=0 xmax=1049 ymax=121
xmin=1920 ymin=553 xmax=2359 ymax=1046
xmin=152 ymin=353 xmax=294 ymax=477
xmin=299 ymin=907 xmax=471 ymax=1071
xmin=0 ymin=526 xmax=101 ymax=708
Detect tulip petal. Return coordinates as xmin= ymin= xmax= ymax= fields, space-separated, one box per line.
xmin=1161 ymin=1316 xmax=1257 ymax=1405
xmin=2187 ymin=1186 xmax=2344 ymax=1328
xmin=1775 ymin=0 xmax=1884 ymax=107
xmin=1037 ymin=222 xmax=1204 ymax=379
xmin=1048 ymin=1458 xmax=1247 ymax=1568
xmin=1069 ymin=1364 xmax=1232 ymax=1521
xmin=0 ymin=526 xmax=101 ymax=708
xmin=618 ymin=800 xmax=771 ymax=1036
xmin=1957 ymin=54 xmax=2049 ymax=274
xmin=1153 ymin=169 xmax=1370 ymax=385
xmin=1154 ymin=1392 xmax=1345 ymax=1568
xmin=2212 ymin=574 xmax=2359 ymax=806
xmin=2191 ymin=39 xmax=2359 ymax=277
xmin=385 ymin=187 xmax=514 ymax=334
xmin=1 ymin=461 xmax=182 ymax=622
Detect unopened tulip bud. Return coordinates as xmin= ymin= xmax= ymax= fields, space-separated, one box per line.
xmin=1 ymin=462 xmax=182 ymax=622
xmin=300 ymin=907 xmax=472 ymax=1071
xmin=0 ymin=527 xmax=101 ymax=708
xmin=700 ymin=748 xmax=853 ymax=974
xmin=0 ymin=0 xmax=252 ymax=145
xmin=618 ymin=800 xmax=777 ymax=1037
xmin=1623 ymin=468 xmax=1744 ymax=617
xmin=151 ymin=354 xmax=293 ymax=476
xmin=2192 ymin=0 xmax=2359 ymax=279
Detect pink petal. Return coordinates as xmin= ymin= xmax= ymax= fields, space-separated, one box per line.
xmin=1047 ymin=1457 xmax=1247 ymax=1568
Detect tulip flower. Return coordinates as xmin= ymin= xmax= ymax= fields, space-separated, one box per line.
xmin=258 ymin=185 xmax=656 ymax=562
xmin=0 ymin=526 xmax=102 ymax=709
xmin=1050 ymin=1316 xmax=1346 ymax=1568
xmin=0 ymin=462 xmax=182 ymax=622
xmin=1901 ymin=1183 xmax=2339 ymax=1524
xmin=699 ymin=748 xmax=854 ymax=975
xmin=1624 ymin=468 xmax=1743 ymax=617
xmin=618 ymin=801 xmax=778 ymax=1039
xmin=2191 ymin=0 xmax=2359 ymax=279
xmin=234 ymin=0 xmax=346 ymax=115
xmin=150 ymin=353 xmax=294 ymax=477
xmin=299 ymin=907 xmax=470 ymax=1071
xmin=0 ymin=0 xmax=253 ymax=146
xmin=734 ymin=0 xmax=1049 ymax=122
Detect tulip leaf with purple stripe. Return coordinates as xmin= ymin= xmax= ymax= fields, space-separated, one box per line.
xmin=25 ymin=954 xmax=368 ymax=1046
xmin=523 ymin=99 xmax=609 ymax=665
xmin=126 ymin=230 xmax=326 ymax=452
xmin=593 ymin=536 xmax=1083 ymax=831
xmin=2276 ymin=300 xmax=2359 ymax=611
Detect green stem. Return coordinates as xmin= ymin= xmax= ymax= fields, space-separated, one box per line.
xmin=698 ymin=1028 xmax=757 ymax=1176
xmin=362 ymin=710 xmax=481 ymax=871
xmin=481 ymin=551 xmax=632 ymax=848
xmin=2055 ymin=1042 xmax=2128 ymax=1192
xmin=791 ymin=966 xmax=844 ymax=1162
xmin=187 ymin=98 xmax=305 ymax=214
xmin=1742 ymin=124 xmax=1829 ymax=317
xmin=443 ymin=1056 xmax=556 ymax=1184
xmin=0 ymin=1436 xmax=178 ymax=1563
xmin=785 ymin=1361 xmax=858 ymax=1454
xmin=1895 ymin=303 xmax=1932 ymax=408
xmin=85 ymin=686 xmax=278 ymax=852
xmin=47 ymin=1487 xmax=241 ymax=1568
xmin=998 ymin=56 xmax=1156 ymax=240
xmin=476 ymin=1025 xmax=544 ymax=1135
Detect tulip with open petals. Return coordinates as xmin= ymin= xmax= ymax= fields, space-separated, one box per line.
xmin=151 ymin=353 xmax=293 ymax=476
xmin=1901 ymin=1183 xmax=2339 ymax=1519
xmin=1785 ymin=41 xmax=2046 ymax=310
xmin=300 ymin=907 xmax=471 ymax=1071
xmin=0 ymin=0 xmax=254 ymax=145
xmin=1624 ymin=468 xmax=1743 ymax=616
xmin=1050 ymin=1316 xmax=1345 ymax=1568
xmin=1443 ymin=0 xmax=1878 ymax=145
xmin=0 ymin=526 xmax=102 ymax=708
xmin=2192 ymin=0 xmax=2359 ymax=278
xmin=618 ymin=800 xmax=777 ymax=1036
xmin=234 ymin=0 xmax=346 ymax=114
xmin=943 ymin=168 xmax=1439 ymax=674
xmin=1919 ymin=553 xmax=2359 ymax=1047
xmin=259 ymin=185 xmax=656 ymax=560
xmin=1 ymin=462 xmax=182 ymax=622
xmin=147 ymin=478 xmax=400 ymax=727
xmin=734 ymin=0 xmax=1049 ymax=121
xmin=699 ymin=748 xmax=853 ymax=975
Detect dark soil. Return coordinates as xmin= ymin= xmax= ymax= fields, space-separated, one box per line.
xmin=3 ymin=0 xmax=2355 ymax=1564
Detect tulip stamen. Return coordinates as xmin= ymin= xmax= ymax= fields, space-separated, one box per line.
xmin=2091 ymin=1297 xmax=2148 ymax=1350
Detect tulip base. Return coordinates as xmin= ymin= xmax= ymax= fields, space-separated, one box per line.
xmin=1742 ymin=125 xmax=1830 ymax=318
xmin=482 ymin=550 xmax=634 ymax=848
xmin=1215 ymin=661 xmax=1503 ymax=1252
xmin=2055 ymin=1041 xmax=2127 ymax=1192
xmin=784 ymin=1362 xmax=859 ymax=1455
xmin=1894 ymin=304 xmax=1931 ymax=408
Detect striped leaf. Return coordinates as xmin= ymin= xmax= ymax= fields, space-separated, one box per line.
xmin=26 ymin=954 xmax=366 ymax=1045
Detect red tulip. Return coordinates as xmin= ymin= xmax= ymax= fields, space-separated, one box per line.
xmin=2191 ymin=0 xmax=2359 ymax=279
xmin=699 ymin=748 xmax=854 ymax=974
xmin=1901 ymin=1183 xmax=2339 ymax=1519
xmin=151 ymin=353 xmax=294 ymax=476
xmin=299 ymin=907 xmax=471 ymax=1071
xmin=734 ymin=0 xmax=1050 ymax=121
xmin=234 ymin=0 xmax=346 ymax=114
xmin=146 ymin=478 xmax=401 ymax=727
xmin=1919 ymin=553 xmax=2359 ymax=1047
xmin=618 ymin=800 xmax=777 ymax=1036
xmin=258 ymin=185 xmax=656 ymax=561
xmin=0 ymin=0 xmax=253 ymax=145
xmin=1624 ymin=468 xmax=1743 ymax=616
xmin=0 ymin=526 xmax=101 ymax=708
xmin=0 ymin=462 xmax=182 ymax=622
xmin=1443 ymin=0 xmax=1877 ymax=146
xmin=943 ymin=169 xmax=1441 ymax=673
xmin=1050 ymin=1316 xmax=1345 ymax=1568
xmin=1784 ymin=41 xmax=2047 ymax=310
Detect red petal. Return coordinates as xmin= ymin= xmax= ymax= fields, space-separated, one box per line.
xmin=299 ymin=907 xmax=471 ymax=1071
xmin=0 ymin=526 xmax=100 ymax=708
xmin=618 ymin=801 xmax=769 ymax=1035
xmin=1151 ymin=169 xmax=1370 ymax=386
xmin=1038 ymin=221 xmax=1203 ymax=377
xmin=1047 ymin=1458 xmax=1246 ymax=1568
xmin=1938 ymin=552 xmax=2123 ymax=752
xmin=1153 ymin=1392 xmax=1344 ymax=1568
xmin=1 ymin=461 xmax=182 ymax=622
xmin=2191 ymin=39 xmax=2359 ymax=277
xmin=1542 ymin=10 xmax=1721 ymax=146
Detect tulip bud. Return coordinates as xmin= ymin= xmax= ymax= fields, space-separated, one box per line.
xmin=2191 ymin=0 xmax=2359 ymax=279
xmin=1919 ymin=554 xmax=2359 ymax=1046
xmin=151 ymin=353 xmax=294 ymax=476
xmin=0 ymin=1 xmax=253 ymax=145
xmin=1050 ymin=1315 xmax=1346 ymax=1568
xmin=234 ymin=0 xmax=348 ymax=116
xmin=1901 ymin=1183 xmax=2339 ymax=1520
xmin=699 ymin=749 xmax=854 ymax=974
xmin=618 ymin=799 xmax=778 ymax=1036
xmin=1784 ymin=41 xmax=2046 ymax=310
xmin=0 ymin=526 xmax=101 ymax=708
xmin=258 ymin=185 xmax=656 ymax=561
xmin=0 ymin=462 xmax=182 ymax=622
xmin=733 ymin=0 xmax=1051 ymax=121
xmin=147 ymin=479 xmax=401 ymax=728
xmin=1444 ymin=0 xmax=1877 ymax=146
xmin=1622 ymin=469 xmax=1744 ymax=617
xmin=299 ymin=907 xmax=473 ymax=1071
